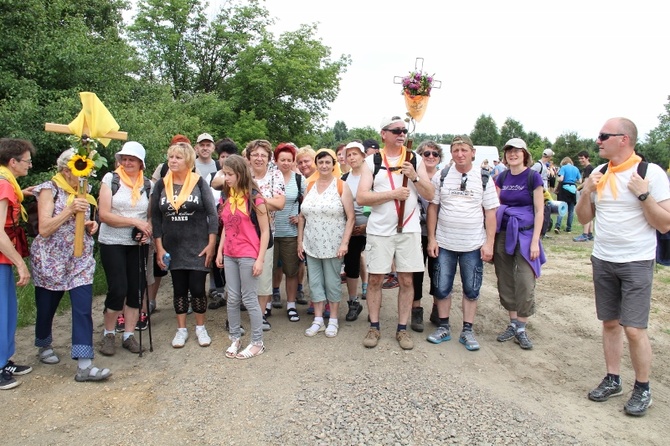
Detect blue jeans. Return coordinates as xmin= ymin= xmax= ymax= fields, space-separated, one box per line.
xmin=0 ymin=265 xmax=17 ymax=367
xmin=432 ymin=248 xmax=483 ymax=300
xmin=556 ymin=201 xmax=575 ymax=231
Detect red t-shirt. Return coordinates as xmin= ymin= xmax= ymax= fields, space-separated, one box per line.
xmin=0 ymin=179 xmax=21 ymax=264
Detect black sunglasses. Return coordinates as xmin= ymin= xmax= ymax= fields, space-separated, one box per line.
xmin=386 ymin=128 xmax=408 ymax=135
xmin=422 ymin=150 xmax=440 ymax=158
xmin=460 ymin=173 xmax=468 ymax=192
xmin=598 ymin=133 xmax=625 ymax=141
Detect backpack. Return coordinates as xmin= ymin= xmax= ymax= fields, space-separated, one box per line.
xmin=23 ymin=180 xmax=58 ymax=238
xmin=499 ymin=169 xmax=553 ymax=237
xmin=305 ymin=177 xmax=345 ymax=196
xmin=111 ymin=172 xmax=152 ymax=200
xmin=249 ymin=190 xmax=274 ymax=249
xmin=438 ymin=165 xmax=490 ymax=191
xmin=599 ymin=161 xmax=670 ymax=266
xmin=370 ymin=151 xmax=417 ymax=190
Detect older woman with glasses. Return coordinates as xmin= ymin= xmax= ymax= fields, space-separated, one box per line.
xmin=245 ymin=140 xmax=286 ymax=330
xmin=411 ymin=141 xmax=443 ymax=332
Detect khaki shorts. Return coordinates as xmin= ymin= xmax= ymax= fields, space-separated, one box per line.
xmin=257 ymin=249 xmax=274 ymax=296
xmin=273 ymin=237 xmax=300 ymax=277
xmin=365 ymin=232 xmax=424 ymax=274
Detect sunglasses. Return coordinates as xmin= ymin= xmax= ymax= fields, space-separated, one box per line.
xmin=597 ymin=133 xmax=625 ymax=141
xmin=422 ymin=151 xmax=440 ymax=158
xmin=460 ymin=173 xmax=468 ymax=192
xmin=386 ymin=128 xmax=408 ymax=135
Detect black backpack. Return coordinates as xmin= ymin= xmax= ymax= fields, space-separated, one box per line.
xmin=599 ymin=161 xmax=670 ymax=266
xmin=438 ymin=165 xmax=490 ymax=191
xmin=499 ymin=169 xmax=553 ymax=237
xmin=370 ymin=151 xmax=417 ymax=190
xmin=249 ymin=190 xmax=274 ymax=249
xmin=110 ymin=172 xmax=152 ymax=199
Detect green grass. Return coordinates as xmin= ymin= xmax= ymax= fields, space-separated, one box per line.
xmin=16 ymin=249 xmax=108 ymax=328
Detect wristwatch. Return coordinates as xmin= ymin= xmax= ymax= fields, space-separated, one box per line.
xmin=412 ymin=176 xmax=420 ymax=183
xmin=638 ymin=192 xmax=650 ymax=201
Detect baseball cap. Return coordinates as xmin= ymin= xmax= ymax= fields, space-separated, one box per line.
xmin=170 ymin=134 xmax=190 ymax=145
xmin=380 ymin=116 xmax=405 ymax=130
xmin=543 ymin=148 xmax=555 ymax=157
xmin=503 ymin=138 xmax=528 ymax=152
xmin=345 ymin=142 xmax=365 ymax=155
xmin=196 ymin=133 xmax=214 ymax=143
xmin=115 ymin=141 xmax=146 ymax=170
xmin=451 ymin=135 xmax=474 ymax=148
xmin=362 ymin=139 xmax=380 ymax=151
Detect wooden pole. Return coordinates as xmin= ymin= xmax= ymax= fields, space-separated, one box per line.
xmin=44 ymin=123 xmax=128 ymax=141
xmin=73 ymin=177 xmax=87 ymax=257
xmin=396 ymin=140 xmax=413 ymax=233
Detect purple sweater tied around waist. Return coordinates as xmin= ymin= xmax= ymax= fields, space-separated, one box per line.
xmin=496 ymin=204 xmax=546 ymax=278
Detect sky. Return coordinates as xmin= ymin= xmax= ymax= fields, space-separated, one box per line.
xmin=256 ymin=0 xmax=669 ymax=142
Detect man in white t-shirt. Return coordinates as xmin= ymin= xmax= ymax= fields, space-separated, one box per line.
xmin=577 ymin=117 xmax=670 ymax=417
xmin=426 ymin=135 xmax=499 ymax=351
xmin=530 ymin=148 xmax=553 ymax=189
xmin=194 ymin=133 xmax=218 ymax=179
xmin=357 ymin=115 xmax=434 ymax=350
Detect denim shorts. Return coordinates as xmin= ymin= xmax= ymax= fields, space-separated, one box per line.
xmin=432 ymin=247 xmax=483 ymax=300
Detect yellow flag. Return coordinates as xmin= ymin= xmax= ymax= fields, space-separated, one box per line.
xmin=68 ymin=92 xmax=120 ymax=147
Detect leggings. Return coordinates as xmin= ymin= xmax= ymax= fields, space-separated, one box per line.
xmin=170 ymin=269 xmax=208 ymax=314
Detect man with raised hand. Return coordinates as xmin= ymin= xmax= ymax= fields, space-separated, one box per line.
xmin=357 ymin=116 xmax=434 ymax=350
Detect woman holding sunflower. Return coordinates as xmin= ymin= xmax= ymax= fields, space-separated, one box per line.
xmin=98 ymin=142 xmax=153 ymax=357
xmin=30 ymin=148 xmax=111 ymax=382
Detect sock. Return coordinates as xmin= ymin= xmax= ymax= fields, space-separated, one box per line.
xmin=349 ymin=296 xmax=358 ymax=303
xmin=78 ymin=358 xmax=92 ymax=370
xmin=314 ymin=316 xmax=324 ymax=324
xmin=370 ymin=321 xmax=380 ymax=330
xmin=178 ymin=327 xmax=187 ymax=334
xmin=397 ymin=324 xmax=407 ymax=332
xmin=440 ymin=317 xmax=450 ymax=327
xmin=123 ymin=332 xmax=133 ymax=341
xmin=196 ymin=325 xmax=205 ymax=333
xmin=329 ymin=318 xmax=338 ymax=326
xmin=463 ymin=322 xmax=473 ymax=332
xmin=266 ymin=303 xmax=272 ymax=310
xmin=298 ymin=283 xmax=303 ymax=292
xmin=273 ymin=287 xmax=280 ymax=294
xmin=516 ymin=321 xmax=527 ymax=332
xmin=510 ymin=318 xmax=519 ymax=328
xmin=607 ymin=373 xmax=621 ymax=383
xmin=104 ymin=329 xmax=115 ymax=336
xmin=634 ymin=380 xmax=650 ymax=391
xmin=287 ymin=302 xmax=296 ymax=310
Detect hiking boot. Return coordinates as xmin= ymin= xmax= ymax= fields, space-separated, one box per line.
xmin=496 ymin=324 xmax=517 ymax=342
xmin=459 ymin=330 xmax=480 ymax=351
xmin=208 ymin=292 xmax=226 ymax=310
xmin=426 ymin=325 xmax=451 ymax=344
xmin=363 ymin=328 xmax=381 ymax=348
xmin=429 ymin=304 xmax=440 ymax=326
xmin=296 ymin=289 xmax=308 ymax=305
xmin=99 ymin=333 xmax=116 ymax=356
xmin=410 ymin=307 xmax=424 ymax=332
xmin=573 ymin=233 xmax=590 ymax=242
xmin=0 ymin=370 xmax=20 ymax=390
xmin=115 ymin=314 xmax=125 ymax=333
xmin=382 ymin=275 xmax=399 ymax=289
xmin=345 ymin=301 xmax=363 ymax=322
xmin=122 ymin=335 xmax=143 ymax=354
xmin=588 ymin=376 xmax=623 ymax=402
xmin=272 ymin=290 xmax=282 ymax=308
xmin=2 ymin=360 xmax=32 ymax=376
xmin=514 ymin=330 xmax=533 ymax=350
xmin=624 ymin=386 xmax=652 ymax=416
xmin=135 ymin=312 xmax=148 ymax=331
xmin=396 ymin=330 xmax=414 ymax=350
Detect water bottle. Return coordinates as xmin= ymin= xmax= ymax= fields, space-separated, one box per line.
xmin=162 ymin=252 xmax=171 ymax=271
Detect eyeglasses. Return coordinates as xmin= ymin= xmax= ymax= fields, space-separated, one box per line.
xmin=597 ymin=133 xmax=625 ymax=141
xmin=385 ymin=128 xmax=408 ymax=135
xmin=422 ymin=150 xmax=440 ymax=158
xmin=460 ymin=173 xmax=468 ymax=192
xmin=16 ymin=158 xmax=32 ymax=165
xmin=250 ymin=152 xmax=269 ymax=159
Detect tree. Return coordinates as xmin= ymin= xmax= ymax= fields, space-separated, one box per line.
xmin=500 ymin=118 xmax=527 ymax=145
xmin=470 ymin=114 xmax=500 ymax=147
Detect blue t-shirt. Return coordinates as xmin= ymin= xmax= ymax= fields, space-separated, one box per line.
xmin=558 ymin=164 xmax=581 ymax=185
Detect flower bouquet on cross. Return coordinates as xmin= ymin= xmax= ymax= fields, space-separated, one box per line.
xmin=394 ymin=58 xmax=441 ymax=123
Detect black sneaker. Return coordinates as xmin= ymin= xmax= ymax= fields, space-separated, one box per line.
xmin=3 ymin=360 xmax=32 ymax=376
xmin=514 ymin=330 xmax=533 ymax=350
xmin=135 ymin=313 xmax=148 ymax=331
xmin=588 ymin=376 xmax=623 ymax=402
xmin=410 ymin=307 xmax=424 ymax=332
xmin=624 ymin=386 xmax=652 ymax=416
xmin=429 ymin=304 xmax=440 ymax=326
xmin=0 ymin=370 xmax=20 ymax=390
xmin=345 ymin=301 xmax=363 ymax=322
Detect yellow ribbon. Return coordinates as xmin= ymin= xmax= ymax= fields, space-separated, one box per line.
xmin=228 ymin=189 xmax=248 ymax=215
xmin=51 ymin=173 xmax=97 ymax=208
xmin=0 ymin=166 xmax=26 ymax=221
xmin=164 ymin=171 xmax=200 ymax=214
xmin=596 ymin=153 xmax=642 ymax=200
xmin=67 ymin=92 xmax=120 ymax=147
xmin=115 ymin=166 xmax=144 ymax=206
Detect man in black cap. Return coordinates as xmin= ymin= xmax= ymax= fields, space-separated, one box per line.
xmin=362 ymin=139 xmax=380 ymax=157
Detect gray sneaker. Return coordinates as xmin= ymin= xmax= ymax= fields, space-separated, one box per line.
xmin=99 ymin=333 xmax=116 ymax=356
xmin=271 ymin=290 xmax=282 ymax=309
xmin=496 ymin=323 xmax=517 ymax=342
xmin=588 ymin=376 xmax=623 ymax=402
xmin=426 ymin=325 xmax=451 ymax=344
xmin=459 ymin=330 xmax=480 ymax=351
xmin=624 ymin=386 xmax=652 ymax=416
xmin=514 ymin=330 xmax=533 ymax=350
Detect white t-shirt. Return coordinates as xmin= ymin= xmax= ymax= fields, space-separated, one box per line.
xmin=364 ymin=152 xmax=425 ymax=236
xmin=98 ymin=172 xmax=151 ymax=245
xmin=530 ymin=160 xmax=548 ymax=189
xmin=592 ymin=162 xmax=670 ymax=262
xmin=431 ymin=166 xmax=500 ymax=252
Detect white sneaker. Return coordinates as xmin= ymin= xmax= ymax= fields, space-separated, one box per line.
xmin=172 ymin=329 xmax=188 ymax=348
xmin=325 ymin=321 xmax=339 ymax=338
xmin=196 ymin=327 xmax=211 ymax=347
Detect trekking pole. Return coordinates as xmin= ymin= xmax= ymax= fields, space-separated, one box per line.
xmin=142 ymin=243 xmax=153 ymax=352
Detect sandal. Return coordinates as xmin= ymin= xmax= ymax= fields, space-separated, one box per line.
xmin=235 ymin=343 xmax=265 ymax=360
xmin=325 ymin=321 xmax=339 ymax=338
xmin=287 ymin=308 xmax=300 ymax=322
xmin=225 ymin=339 xmax=241 ymax=359
xmin=38 ymin=347 xmax=60 ymax=365
xmin=74 ymin=364 xmax=112 ymax=382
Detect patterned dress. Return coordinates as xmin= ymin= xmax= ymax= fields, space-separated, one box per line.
xmin=301 ymin=178 xmax=346 ymax=259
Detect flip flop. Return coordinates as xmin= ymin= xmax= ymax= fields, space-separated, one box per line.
xmin=235 ymin=343 xmax=265 ymax=360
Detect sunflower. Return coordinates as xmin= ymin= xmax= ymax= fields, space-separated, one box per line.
xmin=68 ymin=154 xmax=95 ymax=177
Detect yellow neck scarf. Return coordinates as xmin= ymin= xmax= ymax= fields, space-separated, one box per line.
xmin=51 ymin=173 xmax=97 ymax=208
xmin=380 ymin=146 xmax=408 ymax=171
xmin=115 ymin=166 xmax=144 ymax=206
xmin=0 ymin=165 xmax=26 ymax=221
xmin=596 ymin=153 xmax=642 ymax=200
xmin=164 ymin=171 xmax=200 ymax=214
xmin=228 ymin=188 xmax=248 ymax=215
